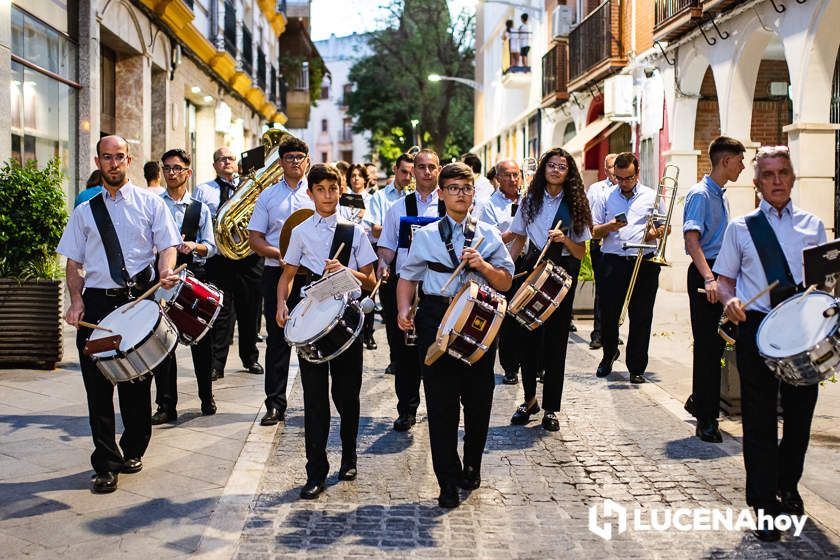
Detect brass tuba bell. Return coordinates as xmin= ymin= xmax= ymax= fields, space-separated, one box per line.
xmin=214 ymin=127 xmax=296 ymax=259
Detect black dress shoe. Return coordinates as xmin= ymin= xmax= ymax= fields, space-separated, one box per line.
xmin=121 ymin=458 xmax=142 ymax=474
xmin=536 ymin=370 xmax=545 ymax=383
xmin=245 ymin=363 xmax=264 ymax=375
xmin=256 ymin=334 xmax=266 ymax=343
xmin=364 ymin=336 xmax=377 ymax=350
xmin=510 ymin=402 xmax=540 ymax=425
xmin=568 ymin=322 xmax=577 ymax=332
xmin=338 ymin=464 xmax=358 ymax=481
xmin=629 ymin=373 xmax=646 ymax=384
xmin=300 ymin=479 xmax=325 ymax=499
xmin=393 ymin=414 xmax=416 ymax=432
xmin=201 ymin=398 xmax=217 ymax=416
xmin=753 ymin=527 xmax=781 ymax=542
xmin=211 ymin=369 xmax=224 ymax=381
xmin=438 ymin=483 xmax=460 ymax=508
xmin=502 ymin=370 xmax=519 ymax=385
xmin=151 ymin=408 xmax=177 ymax=425
xmin=542 ymin=412 xmax=560 ymax=432
xmin=92 ymin=472 xmax=118 ymax=494
xmin=260 ymin=408 xmax=284 ymax=426
xmin=589 ymin=337 xmax=602 ymax=350
xmin=778 ymin=489 xmax=805 ymax=516
xmin=596 ymin=350 xmax=620 ymax=378
xmin=684 ymin=394 xmax=697 ymax=417
xmin=695 ymin=422 xmax=723 ymax=443
xmin=458 ymin=466 xmax=481 ymax=490
xmin=385 ymin=363 xmax=396 ymax=375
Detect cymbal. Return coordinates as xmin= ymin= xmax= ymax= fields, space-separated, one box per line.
xmin=279 ymin=208 xmax=314 ymax=258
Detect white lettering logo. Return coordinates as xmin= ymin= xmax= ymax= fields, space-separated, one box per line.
xmin=588 ymin=499 xmax=627 ymax=540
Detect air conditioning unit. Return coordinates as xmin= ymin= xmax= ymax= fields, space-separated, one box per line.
xmin=552 ymin=5 xmax=572 ymax=38
xmin=604 ymin=75 xmax=635 ymax=119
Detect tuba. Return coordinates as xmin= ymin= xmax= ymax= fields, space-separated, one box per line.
xmin=618 ymin=164 xmax=679 ymax=325
xmin=215 ymin=127 xmax=295 ymax=259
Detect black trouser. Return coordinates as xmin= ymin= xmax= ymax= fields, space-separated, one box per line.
xmin=687 ymin=260 xmax=724 ymax=424
xmin=498 ymin=263 xmax=528 ymax=375
xmin=522 ymin=256 xmax=580 ymax=411
xmin=736 ymin=312 xmax=818 ymax=510
xmin=77 ymin=289 xmax=162 ymax=474
xmin=362 ymin=288 xmax=375 ymax=340
xmin=600 ymin=254 xmax=661 ymax=374
xmin=382 ymin=272 xmax=422 ymax=417
xmin=378 ymin=263 xmax=400 ymax=367
xmin=299 ymin=338 xmax=363 ymax=482
xmin=261 ymin=266 xmax=305 ymax=412
xmin=590 ymin=240 xmax=604 ymax=340
xmin=416 ymin=295 xmax=496 ymax=489
xmin=205 ymin=254 xmax=261 ymax=372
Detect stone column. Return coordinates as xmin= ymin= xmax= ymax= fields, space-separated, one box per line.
xmin=784 ymin=122 xmax=840 ymax=236
xmin=0 ymin=0 xmax=11 ymax=162
xmin=658 ymin=149 xmax=701 ymax=292
xmin=77 ymin=0 xmax=100 ymax=194
xmin=115 ymin=54 xmax=151 ymax=186
xmin=723 ymin=141 xmax=760 ymax=219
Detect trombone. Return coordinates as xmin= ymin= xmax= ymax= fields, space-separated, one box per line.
xmin=618 ymin=164 xmax=680 ymax=326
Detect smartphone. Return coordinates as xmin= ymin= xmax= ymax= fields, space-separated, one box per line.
xmin=614 ymin=212 xmax=628 ymax=224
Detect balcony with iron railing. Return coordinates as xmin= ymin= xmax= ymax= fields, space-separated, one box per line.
xmin=541 ymin=41 xmax=569 ymax=107
xmin=653 ymin=0 xmax=703 ymax=42
xmin=257 ymin=50 xmax=266 ymax=90
xmin=241 ymin=27 xmax=253 ymax=77
xmin=568 ymin=0 xmax=626 ymax=90
xmin=223 ymin=0 xmax=237 ymax=58
xmin=339 ymin=129 xmax=353 ymax=143
xmin=501 ymin=30 xmax=532 ymax=76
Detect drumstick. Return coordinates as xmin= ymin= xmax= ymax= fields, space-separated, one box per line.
xmin=77 ymin=320 xmax=113 ymax=333
xmin=369 ymin=276 xmax=383 ymax=299
xmin=796 ymin=283 xmax=818 ymax=304
xmin=122 ymin=263 xmax=188 ymax=313
xmin=534 ymin=219 xmax=563 ymax=268
xmin=513 ymin=270 xmax=530 ymax=280
xmin=439 ymin=236 xmax=486 ymax=295
xmin=720 ymin=280 xmax=779 ymax=325
xmin=331 ymin=242 xmax=346 ymax=261
xmin=697 ymin=288 xmax=706 ymax=294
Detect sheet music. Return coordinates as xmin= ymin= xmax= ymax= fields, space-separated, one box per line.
xmin=303 ymin=268 xmax=361 ymax=302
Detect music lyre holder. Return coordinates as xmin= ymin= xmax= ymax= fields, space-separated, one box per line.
xmin=804 ymin=238 xmax=840 ymax=292
xmin=240 ymin=146 xmax=265 ymax=177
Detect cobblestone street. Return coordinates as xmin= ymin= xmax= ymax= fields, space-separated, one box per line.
xmin=235 ymin=326 xmax=840 ymax=559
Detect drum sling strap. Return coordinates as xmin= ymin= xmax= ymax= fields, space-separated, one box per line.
xmin=405 ymin=192 xmax=446 ymax=218
xmin=176 ymin=200 xmax=203 ymax=269
xmin=89 ymin=194 xmax=135 ymax=287
xmin=745 ymin=210 xmax=801 ymax=307
xmin=434 ymin=216 xmax=477 ymax=275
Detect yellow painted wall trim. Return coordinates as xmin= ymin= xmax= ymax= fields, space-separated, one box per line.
xmin=229 ymin=72 xmax=253 ymax=95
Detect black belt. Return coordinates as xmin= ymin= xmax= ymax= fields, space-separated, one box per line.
xmin=422 ymin=294 xmax=452 ymax=305
xmin=84 ymin=286 xmax=143 ymax=298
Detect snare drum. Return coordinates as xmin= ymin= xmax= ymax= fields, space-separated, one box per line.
xmin=424 ymin=282 xmax=507 ymax=366
xmin=156 ymin=270 xmax=223 ymax=344
xmin=507 ymin=260 xmax=572 ymax=330
xmin=87 ymin=300 xmax=178 ymax=384
xmin=757 ymin=291 xmax=840 ymax=386
xmin=284 ymin=294 xmax=364 ymax=364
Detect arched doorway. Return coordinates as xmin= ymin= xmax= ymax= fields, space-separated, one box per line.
xmin=693 ymin=67 xmax=720 ymax=181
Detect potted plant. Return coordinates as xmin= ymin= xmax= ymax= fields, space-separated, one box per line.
xmin=572 ymin=240 xmax=595 ymax=314
xmin=0 ymin=158 xmax=68 ymax=369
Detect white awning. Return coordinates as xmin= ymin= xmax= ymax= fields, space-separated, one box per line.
xmin=562 ymin=117 xmax=623 ymax=157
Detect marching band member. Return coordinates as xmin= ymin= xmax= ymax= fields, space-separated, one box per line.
xmin=152 ymin=149 xmax=218 ymax=425
xmin=683 ymin=136 xmax=744 ymax=443
xmin=397 ymin=162 xmax=514 ymax=508
xmin=58 ymin=135 xmax=181 ymax=493
xmin=586 ymin=153 xmax=617 ymax=350
xmin=714 ymin=146 xmax=826 ymax=541
xmin=276 ymin=164 xmax=377 ymax=500
xmin=377 ymin=149 xmax=446 ymax=432
xmin=504 ymin=148 xmax=592 ymax=431
xmin=248 ymin=138 xmax=314 ymax=427
xmin=591 ymin=152 xmax=664 ymax=384
xmin=479 ymin=159 xmax=524 ymax=385
xmin=364 ymin=154 xmax=415 ymax=375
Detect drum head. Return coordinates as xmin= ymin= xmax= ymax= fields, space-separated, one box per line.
xmin=279 ymin=208 xmax=315 ymax=258
xmin=757 ymin=291 xmax=837 ymax=358
xmin=154 ymin=270 xmax=188 ymax=302
xmin=285 ymin=295 xmax=346 ymax=344
xmin=89 ymin=300 xmax=161 ymax=357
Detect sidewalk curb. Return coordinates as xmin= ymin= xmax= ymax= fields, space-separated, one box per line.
xmin=193 ymin=362 xmax=300 ymax=559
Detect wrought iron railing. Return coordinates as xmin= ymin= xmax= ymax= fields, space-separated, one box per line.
xmin=339 ymin=129 xmax=353 ymax=142
xmin=541 ymin=43 xmax=568 ymax=100
xmin=569 ymin=0 xmax=613 ymax=81
xmin=655 ymin=0 xmax=700 ymax=27
xmin=257 ymin=50 xmax=266 ymax=90
xmin=241 ymin=26 xmax=253 ymax=76
xmin=223 ymin=0 xmax=236 ymax=57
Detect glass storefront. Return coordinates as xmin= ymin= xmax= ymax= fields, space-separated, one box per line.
xmin=10 ymin=5 xmax=79 ymax=207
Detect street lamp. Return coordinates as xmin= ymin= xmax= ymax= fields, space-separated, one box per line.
xmin=410 ymin=118 xmax=420 ymax=146
xmin=427 ymin=73 xmax=483 ymax=91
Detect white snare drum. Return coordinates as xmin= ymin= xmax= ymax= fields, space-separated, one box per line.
xmin=87 ymin=300 xmax=178 ymax=384
xmin=757 ymin=291 xmax=840 ymax=386
xmin=284 ymin=294 xmax=364 ymax=364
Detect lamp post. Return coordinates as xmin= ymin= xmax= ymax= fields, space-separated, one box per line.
xmin=427 ymin=74 xmax=483 ymax=91
xmin=410 ymin=118 xmax=420 ymax=147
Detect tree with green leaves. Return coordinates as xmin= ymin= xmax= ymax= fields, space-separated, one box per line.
xmin=346 ymin=0 xmax=474 ymax=170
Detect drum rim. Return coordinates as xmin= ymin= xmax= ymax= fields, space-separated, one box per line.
xmin=91 ymin=300 xmax=169 ymax=361
xmin=156 ymin=269 xmax=189 ymax=303
xmin=285 ymin=296 xmax=356 ymax=346
xmin=757 ymin=290 xmax=838 ymax=358
xmin=294 ymin=301 xmax=365 ymax=363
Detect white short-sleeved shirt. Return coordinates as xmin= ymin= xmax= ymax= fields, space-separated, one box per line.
xmin=713 ymin=199 xmax=826 ymax=313
xmin=57 ymin=182 xmax=182 ymax=289
xmin=509 ymin=191 xmax=591 ymax=255
xmin=363 ymin=183 xmax=406 ymax=241
xmin=478 ymin=189 xmax=520 ymax=233
xmin=193 ymin=176 xmax=237 ymax=216
xmin=284 ymin=212 xmax=377 ymax=275
xmin=591 ymin=183 xmax=662 ymax=256
xmin=247 ymin=178 xmax=314 ymax=267
xmin=161 ymin=190 xmax=217 ymax=264
xmin=378 ymin=190 xmax=444 ymax=274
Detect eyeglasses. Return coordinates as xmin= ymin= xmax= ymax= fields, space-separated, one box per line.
xmin=546 ymin=163 xmax=568 ymax=172
xmin=444 ymin=185 xmax=475 ymax=195
xmin=282 ymin=154 xmax=307 ymax=163
xmin=614 ymin=173 xmax=637 ymax=182
xmin=215 ymin=156 xmax=236 ymax=163
xmin=100 ymin=153 xmax=127 ymax=163
xmin=162 ymin=165 xmax=187 ymax=174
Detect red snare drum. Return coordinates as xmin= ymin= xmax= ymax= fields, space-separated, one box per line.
xmin=155 ymin=270 xmax=223 ymax=345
